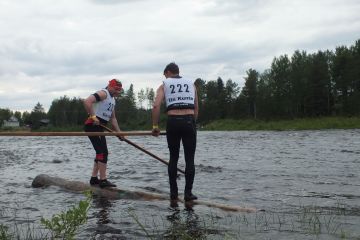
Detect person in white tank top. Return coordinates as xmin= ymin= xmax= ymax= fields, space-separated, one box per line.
xmin=83 ymin=79 xmax=123 ymax=188
xmin=152 ymin=62 xmax=199 ymax=202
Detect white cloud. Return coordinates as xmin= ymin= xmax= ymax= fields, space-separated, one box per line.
xmin=0 ymin=0 xmax=359 ymax=111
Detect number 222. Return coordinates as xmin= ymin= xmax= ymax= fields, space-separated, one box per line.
xmin=169 ymin=84 xmax=189 ymax=94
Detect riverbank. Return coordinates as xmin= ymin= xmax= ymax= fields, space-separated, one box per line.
xmin=1 ymin=117 xmax=360 ymax=132
xmin=202 ymin=117 xmax=360 ymax=130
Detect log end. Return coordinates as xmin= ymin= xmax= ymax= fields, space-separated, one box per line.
xmin=32 ymin=174 xmax=51 ymax=188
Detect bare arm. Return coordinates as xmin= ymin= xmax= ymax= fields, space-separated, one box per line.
xmin=83 ymin=90 xmax=107 ymax=125
xmin=83 ymin=90 xmax=107 ymax=115
xmin=152 ymin=85 xmax=164 ymax=127
xmin=151 ymin=85 xmax=164 ymax=136
xmin=83 ymin=95 xmax=97 ymax=116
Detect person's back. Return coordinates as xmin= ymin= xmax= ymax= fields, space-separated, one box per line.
xmin=152 ymin=62 xmax=199 ymax=201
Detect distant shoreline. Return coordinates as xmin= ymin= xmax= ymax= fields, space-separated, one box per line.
xmin=1 ymin=116 xmax=360 ymax=132
xmin=201 ymin=116 xmax=360 ymax=131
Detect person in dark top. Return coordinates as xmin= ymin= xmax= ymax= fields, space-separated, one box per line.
xmin=152 ymin=62 xmax=199 ymax=201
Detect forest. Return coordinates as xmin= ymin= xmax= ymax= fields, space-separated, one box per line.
xmin=0 ymin=39 xmax=359 ymax=130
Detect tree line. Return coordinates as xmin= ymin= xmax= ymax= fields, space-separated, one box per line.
xmin=196 ymin=39 xmax=360 ymax=121
xmin=1 ymin=39 xmax=359 ymax=129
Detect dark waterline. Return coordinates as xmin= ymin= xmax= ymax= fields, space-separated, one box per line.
xmin=1 ymin=130 xmax=359 ymax=239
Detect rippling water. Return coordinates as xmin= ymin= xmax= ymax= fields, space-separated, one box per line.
xmin=1 ymin=130 xmax=359 ymax=239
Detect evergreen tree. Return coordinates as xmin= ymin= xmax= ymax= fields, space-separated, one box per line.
xmin=0 ymin=108 xmax=11 ymax=127
xmin=14 ymin=111 xmax=23 ymax=126
xmin=331 ymin=46 xmax=353 ymax=114
xmin=269 ymin=55 xmax=292 ymax=117
xmin=216 ymin=77 xmax=227 ymax=118
xmin=289 ymin=50 xmax=309 ymax=117
xmin=348 ymin=40 xmax=360 ymax=114
xmin=241 ymin=69 xmax=259 ymax=118
xmin=256 ymin=70 xmax=273 ymax=119
xmin=48 ymin=96 xmax=86 ymax=126
xmin=137 ymin=89 xmax=146 ymax=109
xmin=201 ymin=80 xmax=219 ymax=122
xmin=194 ymin=78 xmax=206 ymax=122
xmin=146 ymin=87 xmax=155 ymax=110
xmin=28 ymin=102 xmax=47 ymax=129
xmin=126 ymin=84 xmax=137 ymax=109
xmin=224 ymin=79 xmax=240 ymax=117
xmin=306 ymin=51 xmax=332 ymax=116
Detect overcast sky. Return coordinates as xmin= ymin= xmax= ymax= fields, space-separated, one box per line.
xmin=0 ymin=0 xmax=359 ymax=112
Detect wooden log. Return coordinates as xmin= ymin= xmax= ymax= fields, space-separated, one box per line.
xmin=0 ymin=131 xmax=165 ymax=137
xmin=32 ymin=174 xmax=257 ymax=213
xmin=32 ymin=174 xmax=167 ymax=201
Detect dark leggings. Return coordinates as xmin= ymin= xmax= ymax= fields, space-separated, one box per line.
xmin=166 ymin=115 xmax=197 ymax=195
xmin=84 ymin=124 xmax=108 ymax=163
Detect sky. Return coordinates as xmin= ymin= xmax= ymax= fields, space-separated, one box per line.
xmin=0 ymin=0 xmax=359 ymax=112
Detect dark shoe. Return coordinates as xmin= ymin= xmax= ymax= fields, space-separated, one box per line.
xmin=90 ymin=177 xmax=100 ymax=185
xmin=99 ymin=179 xmax=117 ymax=188
xmin=170 ymin=199 xmax=179 ymax=208
xmin=184 ymin=193 xmax=198 ymax=201
xmin=170 ymin=193 xmax=178 ymax=200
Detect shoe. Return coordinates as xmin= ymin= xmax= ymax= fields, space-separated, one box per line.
xmin=170 ymin=200 xmax=179 ymax=208
xmin=90 ymin=177 xmax=100 ymax=185
xmin=99 ymin=179 xmax=117 ymax=188
xmin=184 ymin=193 xmax=198 ymax=201
xmin=170 ymin=193 xmax=178 ymax=200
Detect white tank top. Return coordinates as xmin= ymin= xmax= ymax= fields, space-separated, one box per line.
xmin=163 ymin=77 xmax=195 ymax=111
xmin=94 ymin=88 xmax=115 ymax=121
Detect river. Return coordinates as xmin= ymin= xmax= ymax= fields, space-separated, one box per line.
xmin=0 ymin=130 xmax=359 ymax=239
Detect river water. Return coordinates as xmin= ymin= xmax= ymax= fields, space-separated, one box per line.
xmin=0 ymin=130 xmax=359 ymax=239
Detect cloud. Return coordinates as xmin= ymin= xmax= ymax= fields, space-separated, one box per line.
xmin=90 ymin=0 xmax=145 ymax=5
xmin=0 ymin=0 xmax=359 ymax=111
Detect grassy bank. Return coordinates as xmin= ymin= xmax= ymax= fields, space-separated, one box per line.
xmin=202 ymin=117 xmax=360 ymax=131
xmin=1 ymin=202 xmax=356 ymax=239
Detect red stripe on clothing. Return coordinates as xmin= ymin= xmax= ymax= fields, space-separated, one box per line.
xmin=85 ymin=118 xmax=94 ymax=125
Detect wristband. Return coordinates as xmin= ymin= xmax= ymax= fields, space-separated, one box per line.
xmin=152 ymin=125 xmax=159 ymax=129
xmin=90 ymin=115 xmax=98 ymax=120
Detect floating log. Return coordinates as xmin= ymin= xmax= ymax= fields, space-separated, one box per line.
xmin=32 ymin=174 xmax=166 ymax=201
xmin=32 ymin=174 xmax=257 ymax=213
xmin=0 ymin=131 xmax=165 ymax=137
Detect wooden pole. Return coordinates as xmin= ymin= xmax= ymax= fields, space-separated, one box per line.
xmin=100 ymin=124 xmax=186 ymax=175
xmin=0 ymin=131 xmax=164 ymax=137
xmin=32 ymin=174 xmax=257 ymax=213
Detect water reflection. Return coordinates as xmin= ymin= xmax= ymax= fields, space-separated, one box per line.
xmin=92 ymin=196 xmax=112 ymax=224
xmin=90 ymin=196 xmax=126 ymax=239
xmin=164 ymin=200 xmax=207 ymax=239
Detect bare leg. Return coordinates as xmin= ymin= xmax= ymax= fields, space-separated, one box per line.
xmin=91 ymin=162 xmax=99 ymax=177
xmin=98 ymin=162 xmax=107 ymax=180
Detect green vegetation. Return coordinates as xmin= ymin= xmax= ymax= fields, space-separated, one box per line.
xmin=202 ymin=117 xmax=360 ymax=130
xmin=40 ymin=191 xmax=92 ymax=240
xmin=0 ymin=225 xmax=11 ymax=240
xmin=0 ymin=200 xmax=358 ymax=239
xmin=0 ymin=191 xmax=92 ymax=240
xmin=127 ymin=203 xmax=356 ymax=239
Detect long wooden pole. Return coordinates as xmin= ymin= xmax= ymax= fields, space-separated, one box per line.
xmin=100 ymin=124 xmax=186 ymax=175
xmin=0 ymin=131 xmax=156 ymax=137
